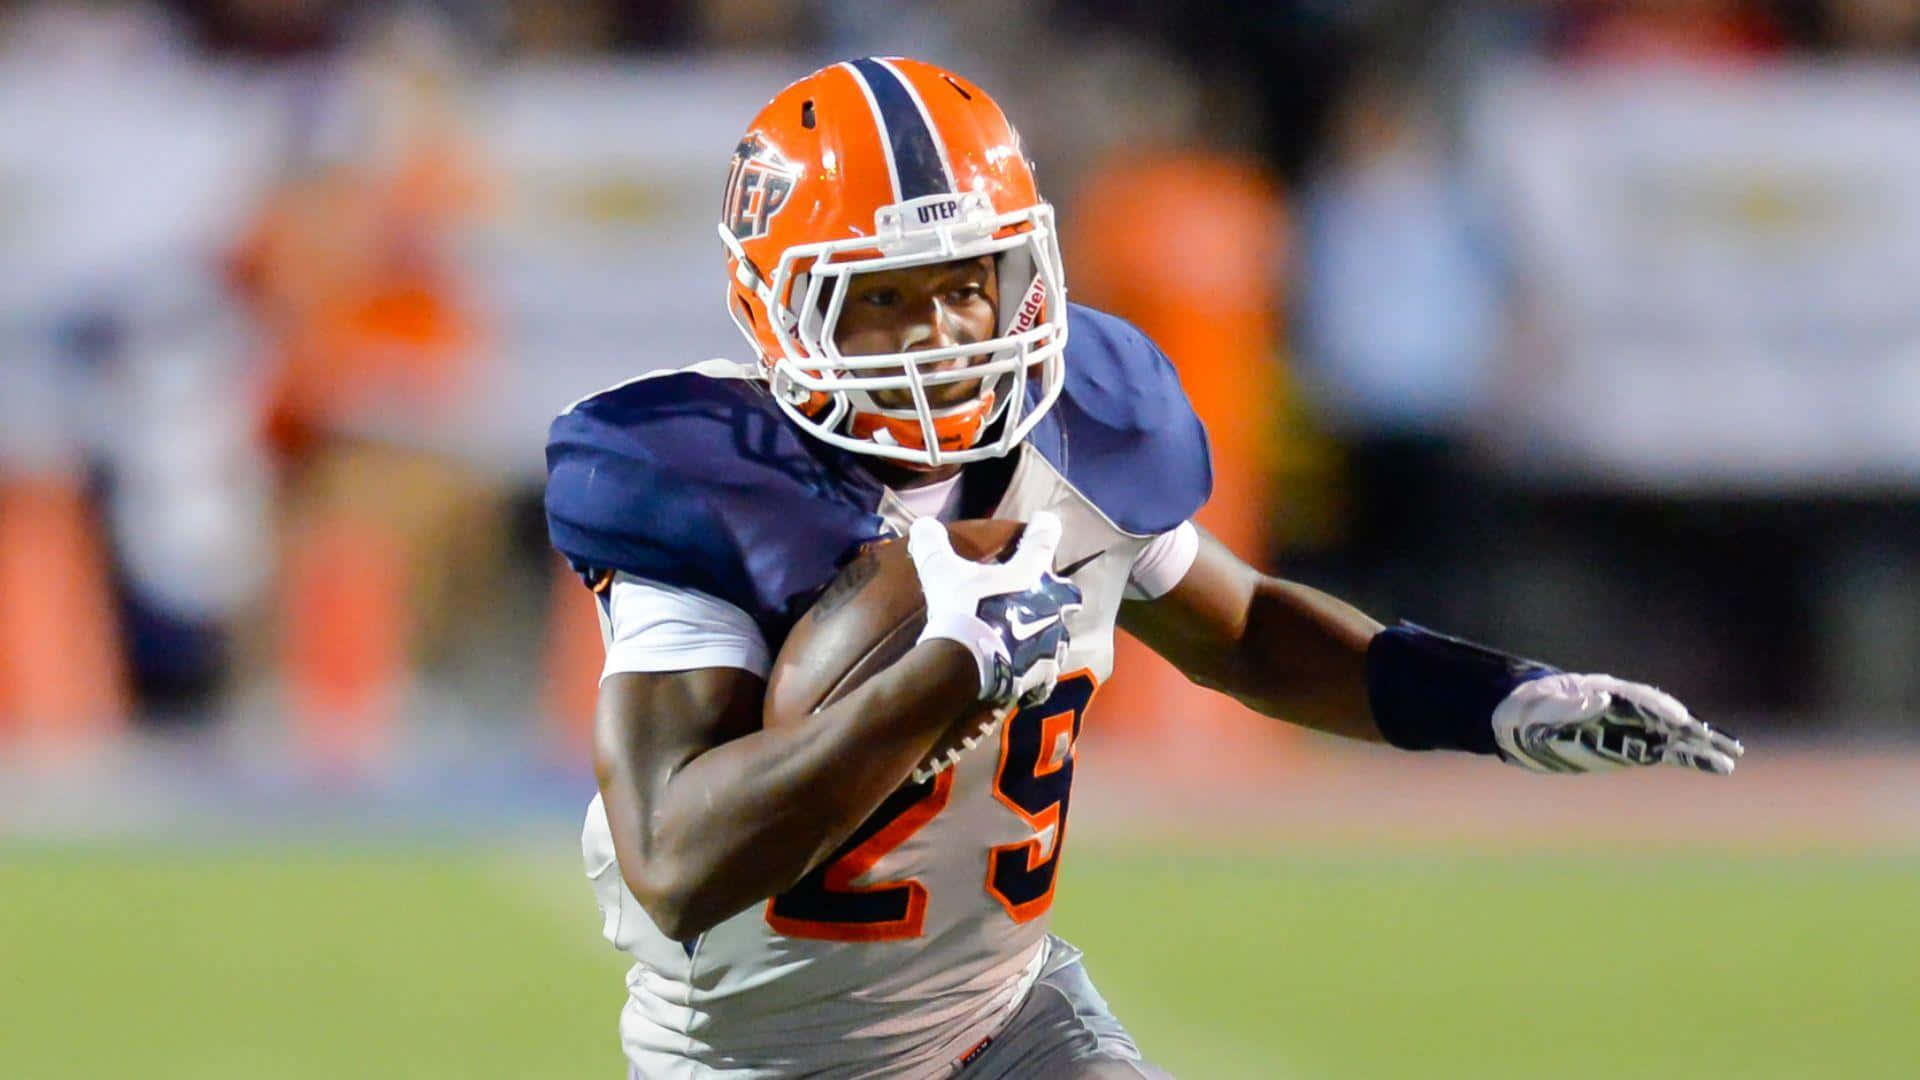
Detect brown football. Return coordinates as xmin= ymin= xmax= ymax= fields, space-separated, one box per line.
xmin=764 ymin=518 xmax=1025 ymax=778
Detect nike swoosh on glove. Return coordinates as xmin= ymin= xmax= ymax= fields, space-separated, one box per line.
xmin=1492 ymin=673 xmax=1745 ymax=775
xmin=909 ymin=511 xmax=1084 ymax=710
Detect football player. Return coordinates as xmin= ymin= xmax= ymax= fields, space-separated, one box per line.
xmin=545 ymin=57 xmax=1743 ymax=1079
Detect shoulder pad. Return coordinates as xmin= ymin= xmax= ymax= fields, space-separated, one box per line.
xmin=545 ymin=368 xmax=887 ymax=641
xmin=1029 ymin=305 xmax=1213 ymax=536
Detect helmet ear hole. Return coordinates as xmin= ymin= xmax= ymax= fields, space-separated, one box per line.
xmin=800 ymin=99 xmax=816 ymax=129
xmin=734 ymin=295 xmax=758 ymax=328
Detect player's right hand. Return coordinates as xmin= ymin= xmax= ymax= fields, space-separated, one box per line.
xmin=909 ymin=511 xmax=1082 ymax=709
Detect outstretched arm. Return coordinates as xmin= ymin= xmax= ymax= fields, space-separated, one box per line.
xmin=1119 ymin=528 xmax=1384 ymax=741
xmin=1119 ymin=526 xmax=1743 ymax=774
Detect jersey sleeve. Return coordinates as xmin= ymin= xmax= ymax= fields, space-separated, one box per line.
xmin=601 ymin=573 xmax=771 ymax=681
xmin=1123 ymin=521 xmax=1200 ymax=601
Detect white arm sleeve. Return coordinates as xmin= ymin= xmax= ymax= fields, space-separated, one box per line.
xmin=1123 ymin=520 xmax=1200 ymax=601
xmin=600 ymin=573 xmax=771 ymax=682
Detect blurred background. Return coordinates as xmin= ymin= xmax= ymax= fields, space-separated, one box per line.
xmin=3 ymin=1 xmax=1918 ymax=1077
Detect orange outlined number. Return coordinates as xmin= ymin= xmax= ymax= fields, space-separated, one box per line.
xmin=765 ymin=769 xmax=955 ymax=941
xmin=987 ymin=672 xmax=1096 ymax=922
xmin=765 ymin=673 xmax=1097 ymax=940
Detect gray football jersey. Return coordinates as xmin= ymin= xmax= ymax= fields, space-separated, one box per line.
xmin=582 ymin=443 xmax=1159 ymax=1079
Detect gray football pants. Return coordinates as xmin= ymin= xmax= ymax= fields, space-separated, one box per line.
xmin=955 ymin=936 xmax=1171 ymax=1079
xmin=618 ymin=936 xmax=1169 ymax=1078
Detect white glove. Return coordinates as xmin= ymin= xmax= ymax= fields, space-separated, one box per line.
xmin=908 ymin=511 xmax=1083 ymax=710
xmin=1492 ymin=673 xmax=1744 ymax=775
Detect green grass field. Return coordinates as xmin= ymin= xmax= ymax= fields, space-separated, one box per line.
xmin=4 ymin=845 xmax=1915 ymax=1079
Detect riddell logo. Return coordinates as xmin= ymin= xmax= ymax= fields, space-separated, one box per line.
xmin=1011 ymin=276 xmax=1047 ymax=333
xmin=723 ymin=135 xmax=801 ymax=241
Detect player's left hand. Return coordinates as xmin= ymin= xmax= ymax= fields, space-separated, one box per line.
xmin=1491 ymin=674 xmax=1744 ymax=775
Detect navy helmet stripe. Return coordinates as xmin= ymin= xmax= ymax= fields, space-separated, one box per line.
xmin=847 ymin=57 xmax=952 ymax=200
xmin=839 ymin=62 xmax=901 ymax=199
xmin=875 ymin=58 xmax=957 ymax=193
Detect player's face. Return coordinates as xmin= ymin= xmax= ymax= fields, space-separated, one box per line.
xmin=832 ymin=256 xmax=999 ymax=409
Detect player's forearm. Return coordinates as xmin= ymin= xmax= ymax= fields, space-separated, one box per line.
xmin=1216 ymin=577 xmax=1385 ymax=741
xmin=612 ymin=642 xmax=978 ymax=940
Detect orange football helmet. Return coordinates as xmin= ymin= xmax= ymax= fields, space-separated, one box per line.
xmin=719 ymin=57 xmax=1069 ymax=467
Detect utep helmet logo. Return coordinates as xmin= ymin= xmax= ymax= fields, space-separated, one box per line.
xmin=723 ymin=135 xmax=801 ymax=241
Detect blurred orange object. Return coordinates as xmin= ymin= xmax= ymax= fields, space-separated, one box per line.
xmin=229 ymin=139 xmax=486 ymax=460
xmin=1068 ymin=150 xmax=1299 ymax=775
xmin=0 ymin=479 xmax=130 ymax=753
xmin=541 ymin=556 xmax=607 ymax=762
xmin=230 ymin=107 xmax=491 ymax=771
xmin=280 ymin=511 xmax=409 ymax=770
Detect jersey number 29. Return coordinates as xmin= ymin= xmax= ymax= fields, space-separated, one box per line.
xmin=764 ymin=672 xmax=1096 ymax=942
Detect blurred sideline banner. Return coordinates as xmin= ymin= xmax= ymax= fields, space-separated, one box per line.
xmin=468 ymin=59 xmax=796 ymax=484
xmin=1471 ymin=63 xmax=1920 ymax=493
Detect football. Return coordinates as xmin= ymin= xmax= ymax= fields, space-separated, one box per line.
xmin=764 ymin=518 xmax=1025 ymax=781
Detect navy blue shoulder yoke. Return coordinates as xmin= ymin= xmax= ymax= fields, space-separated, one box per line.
xmin=544 ymin=309 xmax=1212 ymax=645
xmin=1028 ymin=305 xmax=1214 ymax=536
xmin=544 ymin=368 xmax=887 ymax=642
